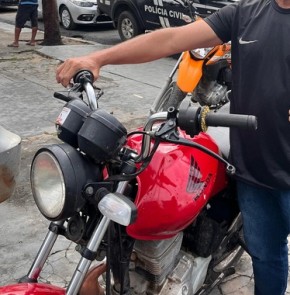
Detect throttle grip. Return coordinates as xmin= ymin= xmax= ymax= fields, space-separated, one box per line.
xmin=178 ymin=99 xmax=258 ymax=137
xmin=205 ymin=112 xmax=257 ymax=130
xmin=73 ymin=70 xmax=94 ymax=84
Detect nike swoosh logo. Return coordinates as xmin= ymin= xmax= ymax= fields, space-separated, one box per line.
xmin=239 ymin=37 xmax=258 ymax=44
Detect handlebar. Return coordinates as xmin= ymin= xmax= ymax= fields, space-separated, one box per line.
xmin=59 ymin=71 xmax=258 ymax=138
xmin=178 ymin=99 xmax=257 ymax=137
xmin=58 ymin=70 xmax=257 ymax=134
xmin=55 ymin=71 xmax=257 ymax=172
xmin=206 ymin=111 xmax=257 ymax=129
xmin=53 ymin=91 xmax=79 ymax=103
xmin=54 ymin=70 xmax=99 ymax=110
xmin=73 ymin=70 xmax=94 ymax=84
xmin=73 ymin=71 xmax=98 ymax=109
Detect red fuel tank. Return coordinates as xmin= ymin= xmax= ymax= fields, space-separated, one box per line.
xmin=0 ymin=283 xmax=65 ymax=295
xmin=126 ymin=131 xmax=228 ymax=240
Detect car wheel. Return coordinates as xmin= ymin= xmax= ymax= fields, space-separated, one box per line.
xmin=117 ymin=11 xmax=143 ymax=41
xmin=60 ymin=6 xmax=76 ymax=30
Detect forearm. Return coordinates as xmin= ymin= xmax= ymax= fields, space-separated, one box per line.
xmin=91 ymin=28 xmax=181 ymax=67
xmin=56 ymin=19 xmax=221 ymax=86
xmin=91 ymin=20 xmax=221 ymax=67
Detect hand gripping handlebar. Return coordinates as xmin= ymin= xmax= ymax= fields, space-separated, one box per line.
xmin=54 ymin=70 xmax=99 ymax=110
xmin=73 ymin=70 xmax=94 ymax=84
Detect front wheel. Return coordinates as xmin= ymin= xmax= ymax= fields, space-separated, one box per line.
xmin=117 ymin=11 xmax=143 ymax=41
xmin=154 ymin=82 xmax=187 ymax=112
xmin=199 ymin=214 xmax=245 ymax=294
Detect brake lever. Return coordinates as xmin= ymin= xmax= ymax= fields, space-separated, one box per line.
xmin=155 ymin=118 xmax=179 ymax=141
xmin=53 ymin=84 xmax=83 ymax=103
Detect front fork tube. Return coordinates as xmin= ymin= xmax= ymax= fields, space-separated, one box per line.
xmin=66 ymin=181 xmax=129 ymax=295
xmin=19 ymin=220 xmax=65 ymax=283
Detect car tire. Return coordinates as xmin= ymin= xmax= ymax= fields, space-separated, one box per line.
xmin=60 ymin=6 xmax=76 ymax=30
xmin=117 ymin=11 xmax=143 ymax=41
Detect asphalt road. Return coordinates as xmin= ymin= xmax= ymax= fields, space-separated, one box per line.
xmin=0 ymin=6 xmax=121 ymax=45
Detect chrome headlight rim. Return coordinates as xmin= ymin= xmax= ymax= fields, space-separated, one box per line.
xmin=30 ymin=144 xmax=91 ymax=221
xmin=31 ymin=151 xmax=66 ymax=220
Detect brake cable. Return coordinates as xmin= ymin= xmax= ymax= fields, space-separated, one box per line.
xmin=106 ymin=138 xmax=161 ymax=181
xmin=154 ymin=117 xmax=236 ymax=175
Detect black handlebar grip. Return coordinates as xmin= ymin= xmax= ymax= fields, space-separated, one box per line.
xmin=54 ymin=91 xmax=82 ymax=103
xmin=206 ymin=112 xmax=257 ymax=130
xmin=73 ymin=70 xmax=94 ymax=84
xmin=53 ymin=91 xmax=71 ymax=102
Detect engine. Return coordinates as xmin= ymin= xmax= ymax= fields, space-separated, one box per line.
xmin=128 ymin=233 xmax=211 ymax=295
xmin=123 ymin=190 xmax=239 ymax=295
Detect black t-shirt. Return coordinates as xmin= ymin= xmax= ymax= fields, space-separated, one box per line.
xmin=205 ymin=0 xmax=290 ymax=189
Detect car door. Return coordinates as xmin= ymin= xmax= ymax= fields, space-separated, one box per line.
xmin=141 ymin=0 xmax=196 ymax=30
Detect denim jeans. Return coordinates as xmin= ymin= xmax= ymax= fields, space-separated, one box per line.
xmin=237 ymin=181 xmax=290 ymax=295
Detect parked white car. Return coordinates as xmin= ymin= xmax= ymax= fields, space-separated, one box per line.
xmin=38 ymin=0 xmax=99 ymax=30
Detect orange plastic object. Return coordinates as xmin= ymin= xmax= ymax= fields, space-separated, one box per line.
xmin=176 ymin=51 xmax=204 ymax=93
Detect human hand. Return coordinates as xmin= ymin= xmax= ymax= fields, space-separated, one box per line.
xmin=56 ymin=55 xmax=100 ymax=87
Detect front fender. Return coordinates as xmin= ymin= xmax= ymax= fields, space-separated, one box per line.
xmin=0 ymin=283 xmax=65 ymax=295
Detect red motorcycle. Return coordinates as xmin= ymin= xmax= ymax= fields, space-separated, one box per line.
xmin=0 ymin=71 xmax=256 ymax=295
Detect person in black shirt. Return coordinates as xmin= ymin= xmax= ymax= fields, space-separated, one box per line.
xmin=8 ymin=0 xmax=38 ymax=47
xmin=56 ymin=0 xmax=290 ymax=293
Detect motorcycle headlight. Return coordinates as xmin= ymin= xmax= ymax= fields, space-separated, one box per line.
xmin=31 ymin=143 xmax=101 ymax=221
xmin=190 ymin=47 xmax=214 ymax=59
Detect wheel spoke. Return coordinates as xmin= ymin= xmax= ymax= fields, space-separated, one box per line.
xmin=122 ymin=19 xmax=133 ymax=38
xmin=62 ymin=10 xmax=71 ymax=28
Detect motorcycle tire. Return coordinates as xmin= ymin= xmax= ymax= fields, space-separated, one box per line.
xmin=155 ymin=82 xmax=187 ymax=112
xmin=198 ymin=214 xmax=245 ymax=295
